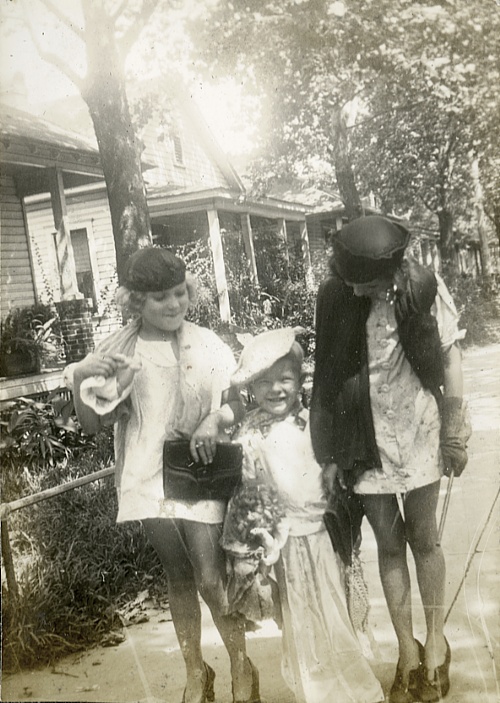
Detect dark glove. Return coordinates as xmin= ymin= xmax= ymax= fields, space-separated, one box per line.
xmin=440 ymin=397 xmax=472 ymax=477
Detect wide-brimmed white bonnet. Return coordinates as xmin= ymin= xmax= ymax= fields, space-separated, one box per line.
xmin=231 ymin=327 xmax=301 ymax=387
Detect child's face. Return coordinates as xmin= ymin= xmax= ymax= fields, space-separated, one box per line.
xmin=141 ymin=282 xmax=189 ymax=335
xmin=251 ymin=357 xmax=300 ymax=417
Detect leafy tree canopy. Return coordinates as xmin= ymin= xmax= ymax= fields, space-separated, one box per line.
xmin=191 ymin=0 xmax=500 ymax=250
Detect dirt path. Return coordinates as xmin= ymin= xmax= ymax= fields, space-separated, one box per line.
xmin=2 ymin=344 xmax=499 ymax=703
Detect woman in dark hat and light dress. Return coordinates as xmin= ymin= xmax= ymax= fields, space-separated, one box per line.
xmin=65 ymin=247 xmax=261 ymax=703
xmin=310 ymin=216 xmax=470 ymax=703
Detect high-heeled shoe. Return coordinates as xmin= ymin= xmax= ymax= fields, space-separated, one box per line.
xmin=181 ymin=662 xmax=215 ymax=703
xmin=389 ymin=640 xmax=425 ymax=703
xmin=418 ymin=638 xmax=451 ymax=702
xmin=232 ymin=658 xmax=262 ymax=703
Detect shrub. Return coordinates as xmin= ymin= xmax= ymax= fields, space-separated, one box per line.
xmin=0 ymin=395 xmax=91 ymax=502
xmin=442 ymin=272 xmax=500 ymax=348
xmin=1 ymin=395 xmax=165 ymax=673
xmin=2 ymin=442 xmax=166 ymax=673
xmin=0 ymin=304 xmax=64 ymax=376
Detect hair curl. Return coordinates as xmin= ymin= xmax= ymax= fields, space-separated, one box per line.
xmin=115 ymin=272 xmax=198 ymax=317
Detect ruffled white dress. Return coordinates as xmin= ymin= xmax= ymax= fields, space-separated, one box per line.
xmin=233 ymin=408 xmax=384 ymax=703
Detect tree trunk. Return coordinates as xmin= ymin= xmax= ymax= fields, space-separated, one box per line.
xmin=437 ymin=208 xmax=457 ymax=270
xmin=81 ymin=2 xmax=152 ymax=284
xmin=471 ymin=157 xmax=492 ymax=281
xmin=493 ymin=204 xmax=500 ymax=249
xmin=330 ymin=107 xmax=364 ymax=222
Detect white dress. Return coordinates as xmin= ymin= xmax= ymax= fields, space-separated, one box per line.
xmin=232 ymin=407 xmax=384 ymax=703
xmin=72 ymin=320 xmax=236 ymax=523
xmin=355 ymin=274 xmax=465 ymax=495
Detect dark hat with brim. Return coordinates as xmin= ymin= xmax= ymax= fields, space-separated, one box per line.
xmin=123 ymin=248 xmax=186 ymax=292
xmin=332 ymin=215 xmax=410 ymax=283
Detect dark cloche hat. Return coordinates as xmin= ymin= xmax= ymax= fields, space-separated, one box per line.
xmin=123 ymin=248 xmax=186 ymax=292
xmin=332 ymin=215 xmax=410 ymax=283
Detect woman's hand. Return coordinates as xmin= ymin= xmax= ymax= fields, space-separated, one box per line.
xmin=73 ymin=352 xmax=118 ymax=382
xmin=322 ymin=462 xmax=338 ymax=496
xmin=190 ymin=410 xmax=224 ymax=464
xmin=113 ymin=354 xmax=141 ymax=394
xmin=73 ymin=352 xmax=140 ymax=385
xmin=322 ymin=462 xmax=346 ymax=495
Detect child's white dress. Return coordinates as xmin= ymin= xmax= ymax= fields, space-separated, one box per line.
xmin=226 ymin=405 xmax=384 ymax=703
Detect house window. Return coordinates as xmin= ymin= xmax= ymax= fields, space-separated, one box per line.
xmin=70 ymin=228 xmax=97 ymax=307
xmin=172 ymin=132 xmax=184 ymax=166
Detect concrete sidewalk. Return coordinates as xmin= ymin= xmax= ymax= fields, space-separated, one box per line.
xmin=2 ymin=345 xmax=499 ymax=703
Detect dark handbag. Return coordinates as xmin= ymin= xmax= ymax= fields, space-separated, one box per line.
xmin=163 ymin=440 xmax=243 ymax=501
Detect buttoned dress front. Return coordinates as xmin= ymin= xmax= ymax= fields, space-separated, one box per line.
xmin=354 ymin=275 xmax=464 ymax=495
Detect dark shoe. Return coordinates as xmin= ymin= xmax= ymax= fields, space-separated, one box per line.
xmin=233 ymin=658 xmax=262 ymax=703
xmin=182 ymin=662 xmax=215 ymax=703
xmin=418 ymin=638 xmax=451 ymax=702
xmin=389 ymin=640 xmax=425 ymax=703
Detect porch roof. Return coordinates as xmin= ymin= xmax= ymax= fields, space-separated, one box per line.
xmin=0 ymin=103 xmax=103 ymax=195
xmin=0 ymin=103 xmax=98 ymax=152
xmin=147 ymin=185 xmax=310 ymax=222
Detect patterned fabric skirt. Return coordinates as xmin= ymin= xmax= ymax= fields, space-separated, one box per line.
xmin=274 ymin=529 xmax=384 ymax=703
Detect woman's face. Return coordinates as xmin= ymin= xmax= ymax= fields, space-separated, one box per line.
xmin=140 ymin=282 xmax=189 ymax=335
xmin=344 ymin=276 xmax=393 ymax=299
xmin=251 ymin=357 xmax=301 ymax=417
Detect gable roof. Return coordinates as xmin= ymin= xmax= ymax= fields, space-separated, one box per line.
xmin=173 ymin=86 xmax=244 ymax=193
xmin=0 ymin=103 xmax=103 ymax=196
xmin=0 ymin=103 xmax=98 ymax=153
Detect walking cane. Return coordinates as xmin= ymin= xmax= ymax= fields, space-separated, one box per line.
xmin=436 ymin=470 xmax=455 ymax=546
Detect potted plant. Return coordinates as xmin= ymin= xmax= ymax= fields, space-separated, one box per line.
xmin=0 ymin=304 xmax=63 ymax=378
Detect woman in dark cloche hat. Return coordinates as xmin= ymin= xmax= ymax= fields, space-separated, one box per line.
xmin=310 ymin=216 xmax=471 ymax=703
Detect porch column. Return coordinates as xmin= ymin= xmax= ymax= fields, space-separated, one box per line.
xmin=277 ymin=218 xmax=289 ymax=265
xmin=299 ymin=219 xmax=314 ymax=288
xmin=207 ymin=209 xmax=231 ymax=323
xmin=48 ymin=167 xmax=79 ymax=300
xmin=240 ymin=213 xmax=258 ymax=283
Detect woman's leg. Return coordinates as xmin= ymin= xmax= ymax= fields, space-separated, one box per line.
xmin=142 ymin=518 xmax=206 ymax=703
xmin=183 ymin=521 xmax=254 ymax=701
xmin=361 ymin=494 xmax=421 ymax=680
xmin=403 ymin=481 xmax=447 ymax=679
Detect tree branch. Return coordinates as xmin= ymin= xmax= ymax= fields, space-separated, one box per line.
xmin=23 ymin=5 xmax=85 ymax=90
xmin=37 ymin=0 xmax=85 ymax=40
xmin=118 ymin=0 xmax=160 ymax=58
xmin=421 ymin=194 xmax=437 ymax=213
xmin=352 ymin=99 xmax=429 ymax=130
xmin=111 ymin=0 xmax=129 ymax=22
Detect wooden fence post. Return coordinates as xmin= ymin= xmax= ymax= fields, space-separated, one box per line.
xmin=1 ymin=518 xmax=19 ymax=603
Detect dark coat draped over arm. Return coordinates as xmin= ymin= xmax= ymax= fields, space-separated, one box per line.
xmin=310 ymin=259 xmax=444 ymax=477
xmin=309 ymin=272 xmax=381 ymax=476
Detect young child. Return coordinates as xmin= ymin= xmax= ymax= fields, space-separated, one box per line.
xmin=222 ymin=328 xmax=384 ymax=703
